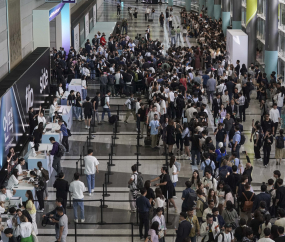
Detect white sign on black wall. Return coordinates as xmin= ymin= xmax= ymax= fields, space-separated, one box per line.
xmin=85 ymin=13 xmax=89 ymax=39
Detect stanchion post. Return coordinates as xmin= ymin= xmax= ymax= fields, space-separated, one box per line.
xmin=134 ymin=206 xmax=139 ymax=226
xmin=99 ymin=199 xmax=106 ymax=224
xmin=74 ymin=220 xmax=77 ymax=242
xmin=103 ymin=177 xmax=110 ymax=197
xmin=100 ymin=185 xmax=108 ymax=208
xmin=66 ymin=191 xmax=72 ymax=209
xmin=106 ymin=162 xmax=113 ymax=180
xmin=76 ymin=161 xmax=78 ymax=173
xmin=166 ymin=199 xmax=172 ymax=225
xmin=117 ymin=105 xmax=122 ymax=124
xmin=80 ymin=155 xmax=83 ymax=175
xmin=131 ymin=223 xmax=134 ymax=242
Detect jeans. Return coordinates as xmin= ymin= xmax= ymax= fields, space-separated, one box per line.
xmin=62 ymin=136 xmax=69 ymax=152
xmin=122 ymin=26 xmax=127 ymax=34
xmin=239 ymin=105 xmax=245 ymax=121
xmin=52 ymin=156 xmax=61 ymax=175
xmin=139 ymin=212 xmax=149 ymax=239
xmin=176 ymin=33 xmax=181 ymax=42
xmin=91 ymin=69 xmax=96 ymax=79
xmin=93 ymin=110 xmax=100 ymax=123
xmin=86 ymin=174 xmax=95 ymax=193
xmin=171 ymin=36 xmax=176 ymax=45
xmin=73 ymin=199 xmax=85 ymax=220
xmin=101 ymin=85 xmax=107 ymax=96
xmin=76 ymin=106 xmax=82 ymax=120
xmin=72 ymin=106 xmax=79 ymax=119
xmin=129 ymin=191 xmax=136 ymax=210
xmin=263 ymin=145 xmax=271 ymax=166
xmin=191 ymin=149 xmax=200 ymax=165
xmin=108 ymin=85 xmax=115 ymax=97
xmin=207 ymin=91 xmax=214 ymax=103
xmin=278 ymin=107 xmax=282 ymax=117
xmin=168 ymin=102 xmax=175 ymax=119
xmin=102 ymin=108 xmax=111 ymax=121
xmin=82 ymin=89 xmax=87 ymax=101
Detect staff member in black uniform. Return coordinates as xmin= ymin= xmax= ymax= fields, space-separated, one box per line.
xmin=28 ymin=107 xmax=38 ymax=135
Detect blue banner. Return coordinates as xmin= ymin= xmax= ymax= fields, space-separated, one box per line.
xmin=49 ymin=3 xmax=65 ymax=22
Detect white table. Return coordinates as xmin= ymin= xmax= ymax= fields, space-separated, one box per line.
xmin=68 ymin=78 xmax=82 ymax=97
xmin=54 ymin=105 xmax=73 ymax=129
xmin=13 ymin=182 xmax=35 ymax=202
xmin=26 ymin=144 xmax=54 ymax=178
xmin=42 ymin=123 xmax=61 ymax=143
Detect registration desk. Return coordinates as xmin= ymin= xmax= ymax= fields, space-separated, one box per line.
xmin=42 ymin=123 xmax=61 ymax=143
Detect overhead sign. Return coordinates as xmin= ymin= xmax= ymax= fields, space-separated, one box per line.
xmin=49 ymin=3 xmax=65 ymax=21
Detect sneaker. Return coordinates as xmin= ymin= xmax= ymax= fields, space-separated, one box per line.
xmin=264 ymin=165 xmax=267 ymax=168
xmin=37 ymin=209 xmax=44 ymax=213
xmin=74 ymin=219 xmax=78 ymax=223
xmin=187 ymin=156 xmax=191 ymax=160
xmin=81 ymin=219 xmax=85 ymax=223
xmin=173 ymin=196 xmax=177 ymax=199
xmin=85 ymin=126 xmax=88 ymax=129
xmin=130 ymin=210 xmax=136 ymax=213
xmin=89 ymin=193 xmax=92 ymax=196
xmin=87 ymin=126 xmax=90 ymax=129
xmin=91 ymin=189 xmax=95 ymax=193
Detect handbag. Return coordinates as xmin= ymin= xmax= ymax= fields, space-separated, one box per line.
xmin=158 ymin=230 xmax=164 ymax=238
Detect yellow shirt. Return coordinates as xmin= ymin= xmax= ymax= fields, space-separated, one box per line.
xmin=26 ymin=200 xmax=36 ymax=215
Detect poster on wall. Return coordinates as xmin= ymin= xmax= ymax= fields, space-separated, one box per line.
xmin=0 ymin=49 xmax=50 ymax=168
xmin=85 ymin=13 xmax=89 ymax=39
xmin=74 ymin=24 xmax=80 ymax=52
xmin=93 ymin=4 xmax=96 ymax=26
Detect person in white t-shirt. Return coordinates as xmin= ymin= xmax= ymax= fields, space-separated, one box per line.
xmin=216 ymin=223 xmax=233 ymax=242
xmin=84 ymin=149 xmax=99 ymax=196
xmin=6 ymin=170 xmax=22 ymax=190
xmin=101 ymin=91 xmax=111 ymax=122
xmin=15 ymin=158 xmax=27 ymax=176
xmin=269 ymin=103 xmax=281 ymax=136
xmin=128 ymin=164 xmax=139 ymax=212
xmin=170 ymin=157 xmax=179 ymax=199
xmin=257 ymin=228 xmax=275 ymax=242
xmin=0 ymin=186 xmax=15 ymax=202
xmin=69 ymin=172 xmax=86 ymax=223
xmin=37 ymin=111 xmax=47 ymax=127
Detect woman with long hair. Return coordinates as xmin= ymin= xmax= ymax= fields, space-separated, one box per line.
xmin=216 ymin=180 xmax=225 ymax=214
xmin=144 ymin=180 xmax=155 ymax=205
xmin=258 ymin=214 xmax=271 ymax=239
xmin=7 ymin=169 xmax=21 ymax=190
xmin=207 ymin=188 xmax=218 ymax=207
xmin=181 ymin=123 xmax=191 ymax=159
xmin=275 ymin=129 xmax=284 ymax=165
xmin=154 ymin=188 xmax=165 ymax=214
xmin=249 ymin=210 xmax=264 ymax=238
xmin=37 ymin=161 xmax=49 ymax=200
xmin=169 ymin=156 xmax=179 ymax=197
xmin=166 ymin=119 xmax=176 ymax=155
xmin=190 ymin=170 xmax=200 ymax=191
xmin=221 ymin=200 xmax=238 ymax=225
xmin=147 ymin=221 xmax=160 ymax=242
xmin=151 ymin=207 xmax=166 ymax=242
xmin=234 ymin=218 xmax=247 ymax=242
xmin=25 ymin=190 xmax=38 ymax=235
xmin=14 ymin=215 xmax=34 ymax=242
xmin=223 ymin=185 xmax=234 ymax=207
xmin=33 ymin=122 xmax=45 ymax=144
xmin=75 ymin=91 xmax=83 ymax=121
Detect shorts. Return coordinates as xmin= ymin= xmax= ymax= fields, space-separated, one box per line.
xmin=183 ymin=33 xmax=187 ymax=37
xmin=84 ymin=113 xmax=92 ymax=119
xmin=184 ymin=137 xmax=190 ymax=147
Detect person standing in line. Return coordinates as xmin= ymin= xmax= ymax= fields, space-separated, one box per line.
xmin=102 ymin=91 xmax=111 ymax=122
xmin=151 ymin=8 xmax=155 ymax=20
xmin=69 ymin=173 xmax=86 ymax=223
xmin=124 ymin=93 xmax=136 ymax=123
xmin=200 ymin=214 xmax=220 ymax=242
xmin=24 ymin=190 xmax=38 ymax=235
xmin=117 ymin=3 xmax=121 ymax=16
xmin=206 ymin=74 xmax=216 ymax=104
xmin=186 ymin=208 xmax=200 ymax=242
xmin=145 ymin=6 xmax=151 ymax=21
xmin=232 ymin=125 xmax=241 ymax=159
xmin=168 ymin=15 xmax=173 ymax=28
xmin=56 ymin=119 xmax=69 ymax=153
xmin=176 ymin=26 xmax=181 ymax=44
xmin=159 ymin=12 xmax=164 ymax=27
xmin=48 ymin=137 xmax=61 ymax=177
xmin=216 ymin=223 xmax=233 ymax=242
xmin=52 ymin=207 xmax=68 ymax=242
xmin=84 ymin=149 xmax=99 ymax=196
xmin=137 ymin=103 xmax=146 ymax=138
xmin=67 ymin=90 xmax=79 ymax=121
xmin=171 ymin=27 xmax=176 ymax=46
xmin=53 ymin=172 xmax=69 ymax=212
xmin=83 ymin=97 xmax=92 ymax=129
xmin=149 ymin=114 xmax=160 ymax=149
xmin=91 ymin=92 xmax=100 ymax=125
xmin=136 ymin=188 xmax=151 ymax=240
xmin=236 ymin=92 xmax=246 ymax=122
xmin=270 ymin=103 xmax=281 ymax=136
xmin=263 ymin=129 xmax=273 ymax=168
xmin=175 ymin=212 xmax=192 ymax=242
xmin=128 ymin=164 xmax=139 ymax=213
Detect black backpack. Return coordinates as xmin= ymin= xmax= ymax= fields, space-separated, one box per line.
xmin=186 ymin=191 xmax=197 ymax=210
xmin=138 ymin=72 xmax=143 ymax=80
xmin=214 ymin=232 xmax=233 ymax=242
xmin=101 ymin=96 xmax=106 ymax=107
xmin=240 ymin=133 xmax=246 ymax=145
xmin=107 ymin=75 xmax=115 ymax=85
xmin=56 ymin=144 xmax=66 ymax=157
xmin=41 ymin=168 xmax=49 ymax=181
xmin=203 ymin=160 xmax=214 ymax=176
xmin=219 ymin=167 xmax=228 ymax=181
xmin=276 ymin=136 xmax=284 ymax=149
xmin=198 ymin=197 xmax=208 ymax=213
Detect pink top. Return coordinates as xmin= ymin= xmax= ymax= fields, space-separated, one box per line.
xmin=148 ymin=229 xmax=159 ymax=242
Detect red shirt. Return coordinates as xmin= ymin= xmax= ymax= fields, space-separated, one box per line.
xmin=100 ymin=36 xmax=106 ymax=46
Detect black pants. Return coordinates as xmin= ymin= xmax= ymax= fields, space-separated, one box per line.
xmin=176 ymin=108 xmax=183 ymax=120
xmin=168 ymin=102 xmax=175 ymax=119
xmin=61 ymin=198 xmax=67 ymax=213
xmin=253 ymin=140 xmax=261 ymax=159
xmin=239 ymin=105 xmax=245 ymax=121
xmin=273 ymin=122 xmax=278 ymax=136
xmin=213 ymin=111 xmax=218 ymax=125
xmin=176 ymin=133 xmax=183 ymax=151
xmin=117 ymin=9 xmax=120 ymax=15
xmin=36 ymin=190 xmax=44 ymax=210
xmin=169 ymin=21 xmax=172 ymax=27
xmin=139 ymin=212 xmax=149 ymax=239
xmin=62 ymin=136 xmax=69 ymax=152
xmin=263 ymin=145 xmax=271 ymax=166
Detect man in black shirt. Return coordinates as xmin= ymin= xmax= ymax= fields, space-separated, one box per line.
xmin=239 ymin=183 xmax=255 ymax=223
xmin=190 ymin=128 xmax=202 ymax=165
xmin=261 ymin=113 xmax=273 ymax=133
xmin=214 ymin=123 xmax=227 ymax=149
xmin=53 ymin=172 xmax=69 ymax=211
xmin=67 ymin=90 xmax=79 ymax=121
xmin=276 ymin=178 xmax=285 ymax=209
xmin=226 ymin=165 xmax=241 ymax=196
xmin=91 ymin=92 xmax=101 ymax=125
xmin=137 ymin=103 xmax=146 ymax=138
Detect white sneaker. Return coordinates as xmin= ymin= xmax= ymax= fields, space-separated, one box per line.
xmin=85 ymin=125 xmax=88 ymax=129
xmin=187 ymin=156 xmax=191 ymax=160
xmin=81 ymin=219 xmax=85 ymax=223
xmin=91 ymin=189 xmax=95 ymax=193
xmin=74 ymin=219 xmax=78 ymax=223
xmin=173 ymin=196 xmax=177 ymax=199
xmin=88 ymin=126 xmax=90 ymax=129
xmin=89 ymin=193 xmax=92 ymax=196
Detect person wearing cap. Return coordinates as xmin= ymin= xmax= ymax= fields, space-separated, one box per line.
xmin=216 ymin=223 xmax=233 ymax=242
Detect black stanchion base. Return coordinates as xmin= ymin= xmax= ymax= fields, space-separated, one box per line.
xmin=134 ymin=153 xmax=141 ymax=155
xmin=98 ymin=123 xmax=102 ymax=125
xmin=108 ymin=164 xmax=116 ymax=167
xmin=99 ymin=205 xmax=108 ymax=208
xmin=98 ymin=221 xmax=106 ymax=224
xmin=114 ymin=137 xmax=119 ymax=139
xmin=103 ymin=194 xmax=110 ymax=197
xmin=106 ymin=182 xmax=112 ymax=185
xmin=136 ymin=163 xmax=141 ymax=166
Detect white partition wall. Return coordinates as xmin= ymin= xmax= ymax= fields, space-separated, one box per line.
xmin=33 ymin=10 xmax=50 ymax=48
xmin=226 ymin=29 xmax=248 ymax=67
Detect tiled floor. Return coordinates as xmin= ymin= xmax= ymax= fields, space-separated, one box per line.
xmin=32 ymin=1 xmax=285 ymax=241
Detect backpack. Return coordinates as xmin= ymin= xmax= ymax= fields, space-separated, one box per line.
xmin=41 ymin=168 xmax=49 ymax=181
xmin=138 ymin=71 xmax=143 ymax=80
xmin=177 ymin=97 xmax=185 ymax=108
xmin=240 ymin=133 xmax=246 ymax=145
xmin=198 ymin=197 xmax=208 ymax=213
xmin=203 ymin=160 xmax=213 ymax=176
xmin=186 ymin=191 xmax=197 ymax=210
xmin=101 ymin=96 xmax=106 ymax=107
xmin=107 ymin=75 xmax=115 ymax=85
xmin=56 ymin=144 xmax=66 ymax=157
xmin=219 ymin=167 xmax=228 ymax=181
xmin=242 ymin=192 xmax=254 ymax=212
xmin=276 ymin=136 xmax=284 ymax=149
xmin=134 ymin=173 xmax=144 ymax=190
xmin=214 ymin=232 xmax=233 ymax=242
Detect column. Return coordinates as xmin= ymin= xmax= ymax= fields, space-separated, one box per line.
xmin=186 ymin=0 xmax=191 ymax=12
xmin=207 ymin=0 xmax=214 ymax=18
xmin=246 ymin=0 xmax=257 ymax=65
xmin=222 ymin=0 xmax=230 ymax=35
xmin=168 ymin=0 xmax=173 ymax=6
xmin=265 ymin=0 xmax=279 ymax=75
xmin=199 ymin=0 xmax=205 ymax=13
xmin=61 ymin=3 xmax=71 ymax=54
xmin=232 ymin=0 xmax=242 ymax=29
xmin=214 ymin=0 xmax=221 ymax=20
